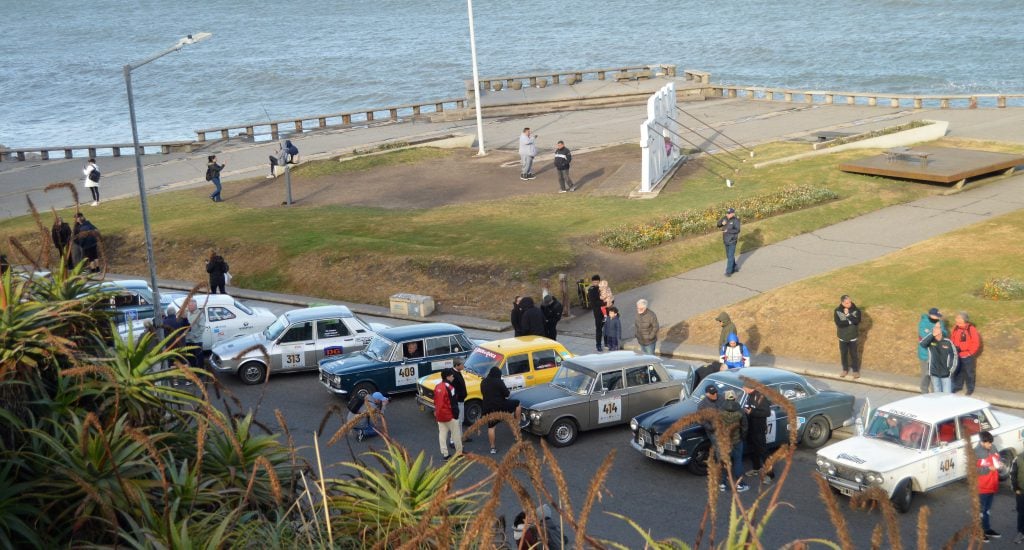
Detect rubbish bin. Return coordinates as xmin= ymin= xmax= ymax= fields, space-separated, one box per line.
xmin=389 ymin=293 xmax=435 ymax=318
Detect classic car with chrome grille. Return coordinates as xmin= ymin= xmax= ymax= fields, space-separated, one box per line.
xmin=631 ymin=367 xmax=855 ymax=475
xmin=816 ymin=394 xmax=1024 ymax=513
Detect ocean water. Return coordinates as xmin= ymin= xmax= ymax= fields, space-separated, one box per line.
xmin=2 ymin=0 xmax=1022 ymax=147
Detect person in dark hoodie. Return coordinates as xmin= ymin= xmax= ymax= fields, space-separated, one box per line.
xmin=553 ymin=140 xmax=574 ymax=193
xmin=834 ymin=294 xmax=862 ymax=379
xmin=268 ymin=139 xmax=299 ymax=178
xmin=510 ymin=296 xmax=524 ymax=337
xmin=205 ymin=250 xmax=230 ymax=294
xmin=719 ymin=333 xmax=750 ymax=369
xmin=603 ymin=306 xmax=621 ymax=351
xmin=716 ymin=312 xmax=738 ymax=350
xmin=540 ymin=294 xmax=563 ymax=340
xmin=718 ymin=389 xmax=750 ymax=493
xmin=518 ymin=296 xmax=545 ymax=337
xmin=482 ymin=366 xmax=521 ymax=454
xmin=588 ymin=275 xmax=604 ymax=352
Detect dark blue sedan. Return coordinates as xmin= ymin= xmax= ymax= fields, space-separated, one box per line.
xmin=319 ymin=323 xmax=474 ymax=401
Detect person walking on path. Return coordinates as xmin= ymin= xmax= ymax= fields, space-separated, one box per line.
xmin=917 ymin=308 xmax=948 ymax=393
xmin=720 ymin=333 xmax=750 ymax=370
xmin=603 ymin=307 xmax=622 ymax=351
xmin=743 ymin=384 xmax=775 ymax=484
xmin=975 ymin=430 xmax=1002 ymax=542
xmin=481 ymin=366 xmax=521 ymax=455
xmin=205 ymin=251 xmax=230 ymax=294
xmin=634 ymin=299 xmax=660 ymax=355
xmin=518 ymin=296 xmax=545 ymax=337
xmin=834 ymin=294 xmax=862 ymax=379
xmin=716 ymin=311 xmax=738 ymax=350
xmin=83 ymin=158 xmax=101 ymax=206
xmin=587 ymin=275 xmax=605 ymax=352
xmin=553 ymin=140 xmax=574 ymax=192
xmin=450 ymin=358 xmax=473 ymax=445
xmin=206 ymin=155 xmax=225 ymax=202
xmin=433 ymin=368 xmax=462 ymax=460
xmin=1011 ymin=451 xmax=1024 ymax=544
xmin=919 ymin=323 xmax=958 ymax=393
xmin=717 ymin=390 xmax=750 ymax=493
xmin=540 ymin=294 xmax=563 ymax=340
xmin=519 ymin=128 xmax=537 ymax=181
xmin=72 ymin=212 xmax=100 ymax=273
xmin=51 ymin=216 xmax=72 ymax=268
xmin=716 ymin=207 xmax=741 ymax=277
xmin=951 ymin=312 xmax=981 ymax=395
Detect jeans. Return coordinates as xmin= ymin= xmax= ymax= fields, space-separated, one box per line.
xmin=89 ymin=186 xmax=100 ymax=202
xmin=210 ymin=177 xmax=222 ymax=201
xmin=724 ymin=241 xmax=737 ymax=275
xmin=838 ymin=339 xmax=860 ymax=373
xmin=640 ymin=341 xmax=657 ymax=355
xmin=930 ymin=375 xmax=952 ymax=393
xmin=557 ymin=168 xmax=573 ymax=190
xmin=606 ymin=337 xmax=619 ymax=351
xmin=953 ymin=355 xmax=976 ymax=394
xmin=520 ymin=154 xmax=534 ymax=176
xmin=593 ymin=310 xmax=605 ymax=350
xmin=919 ymin=360 xmax=931 ymax=394
xmin=438 ymin=419 xmax=462 ymax=457
xmin=728 ymin=441 xmax=745 ymax=486
xmin=979 ymin=492 xmax=994 ymax=531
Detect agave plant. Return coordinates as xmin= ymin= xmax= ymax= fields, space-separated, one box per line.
xmin=200 ymin=411 xmax=295 ymax=512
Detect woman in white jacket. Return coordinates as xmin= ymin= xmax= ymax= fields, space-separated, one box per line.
xmin=83 ymin=158 xmax=100 ymax=206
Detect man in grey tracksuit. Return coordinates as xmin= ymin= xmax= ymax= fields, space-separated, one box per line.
xmin=519 ymin=127 xmax=537 ymax=180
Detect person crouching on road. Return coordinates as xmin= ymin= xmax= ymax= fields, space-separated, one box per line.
xmin=919 ymin=323 xmax=958 ymax=393
xmin=348 ymin=391 xmax=389 ymax=441
xmin=433 ymin=368 xmax=461 ymax=460
xmin=720 ymin=333 xmax=750 ymax=370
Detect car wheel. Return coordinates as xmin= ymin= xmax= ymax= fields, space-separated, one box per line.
xmin=546 ymin=418 xmax=578 ymax=447
xmin=352 ymin=382 xmax=376 ymax=402
xmin=464 ymin=400 xmax=483 ymax=426
xmin=801 ymin=416 xmax=832 ymax=449
xmin=238 ymin=362 xmax=267 ymax=385
xmin=891 ymin=478 xmax=913 ymax=513
xmin=687 ymin=440 xmax=712 ymax=476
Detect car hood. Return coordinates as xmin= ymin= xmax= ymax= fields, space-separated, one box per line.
xmin=212 ymin=333 xmax=267 ymax=358
xmin=517 ymin=384 xmax=581 ymax=410
xmin=369 ymin=322 xmax=391 ymax=332
xmin=817 ymin=436 xmax=924 ymax=471
xmin=252 ymin=307 xmax=277 ymax=321
xmin=635 ymin=399 xmax=701 ymax=433
xmin=320 ymin=352 xmax=379 ymax=374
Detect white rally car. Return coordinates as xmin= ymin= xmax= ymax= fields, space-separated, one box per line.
xmin=169 ymin=294 xmax=277 ymax=351
xmin=816 ymin=394 xmax=1024 ymax=513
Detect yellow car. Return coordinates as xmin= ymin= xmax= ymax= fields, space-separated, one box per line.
xmin=416 ymin=336 xmax=573 ymax=424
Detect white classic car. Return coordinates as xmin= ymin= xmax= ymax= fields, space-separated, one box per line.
xmin=169 ymin=294 xmax=277 ymax=351
xmin=816 ymin=394 xmax=1024 ymax=513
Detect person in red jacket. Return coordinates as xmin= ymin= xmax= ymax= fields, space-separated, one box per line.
xmin=433 ymin=368 xmax=462 ymax=460
xmin=951 ymin=312 xmax=981 ymax=395
xmin=975 ymin=430 xmax=1002 ymax=542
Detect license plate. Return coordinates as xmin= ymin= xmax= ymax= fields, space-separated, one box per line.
xmin=838 ymin=486 xmax=854 ymax=496
xmin=644 ymin=449 xmax=658 ymax=460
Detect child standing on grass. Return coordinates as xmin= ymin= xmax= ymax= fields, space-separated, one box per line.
xmin=603 ymin=307 xmax=621 ymax=351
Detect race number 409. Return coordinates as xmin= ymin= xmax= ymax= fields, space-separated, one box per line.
xmin=395 ymin=365 xmax=417 ymax=386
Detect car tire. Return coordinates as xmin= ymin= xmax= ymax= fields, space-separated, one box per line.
xmin=547 ymin=418 xmax=578 ymax=447
xmin=239 ymin=361 xmax=267 ymax=385
xmin=464 ymin=400 xmax=483 ymax=426
xmin=801 ymin=416 xmax=832 ymax=449
xmin=687 ymin=440 xmax=712 ymax=476
xmin=352 ymin=382 xmax=376 ymax=402
xmin=891 ymin=478 xmax=913 ymax=513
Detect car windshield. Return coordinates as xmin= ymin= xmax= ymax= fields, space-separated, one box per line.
xmin=364 ymin=335 xmax=396 ymax=361
xmin=691 ymin=379 xmax=740 ymax=402
xmin=464 ymin=347 xmax=504 ymax=377
xmin=234 ymin=300 xmax=254 ymax=315
xmin=865 ymin=411 xmax=931 ymax=449
xmin=550 ymin=364 xmax=595 ymax=395
xmin=264 ymin=316 xmax=288 ymax=341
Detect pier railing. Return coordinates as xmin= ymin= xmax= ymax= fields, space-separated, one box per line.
xmin=467 ymin=64 xmax=686 ymax=94
xmin=0 ymin=141 xmax=196 ymax=162
xmin=710 ymin=85 xmax=1024 ymax=109
xmin=194 ymin=98 xmax=467 ymax=142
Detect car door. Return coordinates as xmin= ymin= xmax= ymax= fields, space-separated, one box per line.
xmin=421 ymin=336 xmax=459 ymax=376
xmin=342 ymin=317 xmax=376 ymax=351
xmin=275 ymin=321 xmax=315 ymax=371
xmin=393 ymin=339 xmax=428 ymax=390
xmin=503 ymin=353 xmax=531 ymax=392
xmin=623 ymin=365 xmax=664 ymax=417
xmin=928 ymin=418 xmax=959 ymax=489
xmin=590 ymin=369 xmax=628 ymax=428
xmin=528 ymin=349 xmax=562 ymax=387
xmin=315 ymin=318 xmax=359 ymax=361
xmin=202 ymin=305 xmax=238 ymax=349
xmin=773 ymin=382 xmax=811 ymax=445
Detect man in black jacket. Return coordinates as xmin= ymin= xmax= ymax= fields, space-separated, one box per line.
xmin=554 ymin=141 xmax=574 ymax=193
xmin=587 ymin=275 xmax=604 ymax=352
xmin=743 ymin=384 xmax=775 ymax=484
xmin=716 ymin=208 xmax=741 ymax=277
xmin=51 ymin=216 xmax=72 ymax=269
xmin=450 ymin=358 xmax=473 ymax=444
xmin=518 ymin=296 xmax=545 ymax=337
xmin=540 ymin=294 xmax=563 ymax=340
xmin=834 ymin=294 xmax=862 ymax=378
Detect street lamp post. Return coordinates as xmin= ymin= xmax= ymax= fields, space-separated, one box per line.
xmin=466 ymin=0 xmax=486 ymax=155
xmin=124 ymin=32 xmax=211 ymax=337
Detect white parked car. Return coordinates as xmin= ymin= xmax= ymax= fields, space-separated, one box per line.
xmin=169 ymin=294 xmax=277 ymax=351
xmin=815 ymin=394 xmax=1024 ymax=513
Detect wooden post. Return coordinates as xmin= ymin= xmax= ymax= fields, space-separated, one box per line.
xmin=846 ymin=95 xmax=855 ymax=105
xmin=559 ymin=273 xmax=570 ymax=318
xmin=940 ymin=98 xmax=949 ymax=109
xmin=868 ymin=97 xmax=877 ymax=106
xmin=88 ymin=147 xmax=97 ymax=158
xmin=435 ymin=102 xmax=444 ymax=112
xmin=784 ymin=92 xmax=793 ymax=102
xmin=295 ymin=120 xmax=304 ymax=133
xmin=17 ymin=152 xmax=26 ymax=161
xmin=366 ymin=111 xmax=374 ymax=122
xmin=457 ymin=99 xmax=466 ymax=108
xmin=529 ymin=76 xmax=537 ymax=87
xmin=197 ymin=131 xmax=207 ymax=142
xmin=41 ymin=150 xmax=50 ymax=160
xmin=318 ymin=117 xmax=327 ymax=128
xmin=245 ymin=126 xmax=254 ymax=137
xmin=412 ymin=105 xmax=421 ymax=115
xmin=270 ymin=123 xmax=279 ymax=140
xmin=997 ymin=96 xmax=1007 ymax=108
xmin=64 ymin=149 xmax=73 ymax=159
xmin=825 ymin=94 xmax=834 ymax=104
xmin=598 ymin=71 xmax=606 ymax=80
xmin=804 ymin=93 xmax=814 ymax=104
xmin=913 ymin=98 xmax=922 ymax=109
xmin=342 ymin=114 xmax=352 ymax=125
xmin=890 ymin=98 xmax=899 ymax=108
xmin=728 ymin=88 xmax=737 ymax=98
xmin=552 ymin=74 xmax=560 ymax=84
xmin=389 ymin=108 xmax=398 ymax=120
xmin=113 ymin=147 xmax=121 ymax=157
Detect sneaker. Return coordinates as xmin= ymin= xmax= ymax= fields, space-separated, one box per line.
xmin=356 ymin=430 xmax=364 ymax=442
xmin=736 ymin=483 xmax=750 ymax=493
xmin=718 ymin=483 xmax=726 ymax=492
xmin=448 ymin=440 xmax=455 ymax=448
xmin=985 ymin=529 xmax=1001 ymax=538
xmin=1013 ymin=532 xmax=1024 ymax=544
xmin=559 ymin=190 xmax=567 ymax=193
xmin=490 ymin=448 xmax=497 ymax=454
xmin=90 ymin=201 xmax=99 ymax=206
xmin=569 ymin=186 xmax=577 ymax=192
xmin=840 ymin=371 xmax=848 ymax=378
xmin=744 ymin=470 xmax=759 ymax=478
xmin=442 ymin=454 xmax=451 ymax=461
xmin=267 ymin=174 xmax=275 ymax=179
xmin=984 ymin=534 xmax=990 ymax=543
xmin=853 ymin=373 xmax=861 ymax=379
xmin=527 ymin=173 xmax=536 ymax=180
xmin=520 ymin=175 xmax=528 ymax=181
xmin=762 ymin=476 xmax=774 ymax=486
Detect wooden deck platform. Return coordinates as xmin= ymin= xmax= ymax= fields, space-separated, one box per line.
xmin=838 ymin=146 xmax=1023 ymax=185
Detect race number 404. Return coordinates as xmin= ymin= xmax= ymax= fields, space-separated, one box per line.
xmin=395 ymin=365 xmax=418 ymax=386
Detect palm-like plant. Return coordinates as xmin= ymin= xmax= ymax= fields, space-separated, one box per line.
xmin=200 ymin=411 xmax=295 ymax=511
xmin=0 ymin=458 xmax=42 ymax=550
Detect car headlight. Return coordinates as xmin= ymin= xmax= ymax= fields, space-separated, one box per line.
xmin=853 ymin=473 xmax=864 ymax=484
xmin=827 ymin=465 xmax=837 ymax=476
xmin=816 ymin=458 xmax=832 ymax=473
xmin=864 ymin=472 xmax=884 ymax=485
xmin=629 ymin=418 xmax=638 ymax=432
xmin=672 ymin=433 xmax=682 ymax=446
xmin=529 ymin=411 xmax=542 ymax=420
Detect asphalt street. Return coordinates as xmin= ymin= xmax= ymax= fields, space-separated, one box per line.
xmin=196 ymin=294 xmax=1020 ymax=547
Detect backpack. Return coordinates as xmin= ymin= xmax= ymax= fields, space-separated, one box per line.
xmin=88 ymin=168 xmax=101 ymax=182
xmin=347 ymin=395 xmax=364 ymax=415
xmin=205 ymin=166 xmax=213 ymax=181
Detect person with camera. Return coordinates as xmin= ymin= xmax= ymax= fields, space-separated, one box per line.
xmin=716 ymin=207 xmax=741 ymax=277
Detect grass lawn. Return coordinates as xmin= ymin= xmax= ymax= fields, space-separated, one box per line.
xmin=1 ymin=137 xmax=1018 ymax=319
xmin=675 ymin=208 xmax=1024 ymax=391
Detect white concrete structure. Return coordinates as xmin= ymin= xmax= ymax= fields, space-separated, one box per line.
xmin=640 ymin=82 xmax=682 ymax=193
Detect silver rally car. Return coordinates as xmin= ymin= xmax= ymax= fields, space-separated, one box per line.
xmin=209 ymin=305 xmax=389 ymax=384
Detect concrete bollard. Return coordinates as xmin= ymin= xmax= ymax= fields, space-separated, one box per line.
xmin=537 ymin=78 xmax=548 ymax=88
xmin=492 ymin=81 xmax=503 ymax=91
xmin=511 ymin=80 xmax=523 ymax=91
xmin=566 ymin=75 xmax=577 ymax=85
xmin=890 ymin=98 xmax=899 ymax=108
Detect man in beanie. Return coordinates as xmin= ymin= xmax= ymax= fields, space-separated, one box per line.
xmin=917 ymin=308 xmax=948 ymax=393
xmin=834 ymin=295 xmax=862 ymax=379
xmin=919 ymin=323 xmax=958 ymax=393
xmin=716 ymin=207 xmax=741 ymax=277
xmin=717 ymin=390 xmax=750 ymax=492
xmin=951 ymin=312 xmax=981 ymax=395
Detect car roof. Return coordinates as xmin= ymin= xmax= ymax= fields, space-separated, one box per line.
xmin=877 ymin=394 xmax=992 ymax=424
xmin=107 ymin=279 xmax=149 ymax=290
xmin=377 ymin=322 xmax=464 ymax=341
xmin=563 ymin=351 xmax=661 ymax=374
xmin=173 ymin=294 xmax=236 ymax=307
xmin=706 ymin=367 xmax=806 ymax=387
xmin=283 ymin=305 xmax=355 ymax=323
xmin=478 ymin=335 xmax=567 ymax=354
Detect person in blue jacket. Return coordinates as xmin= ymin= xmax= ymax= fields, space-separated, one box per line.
xmin=917 ymin=308 xmax=948 ymax=394
xmin=719 ymin=333 xmax=750 ymax=369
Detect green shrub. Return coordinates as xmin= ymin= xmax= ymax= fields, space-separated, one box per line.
xmin=599 ymin=185 xmax=839 ymax=252
xmin=980 ymin=277 xmax=1024 ymax=300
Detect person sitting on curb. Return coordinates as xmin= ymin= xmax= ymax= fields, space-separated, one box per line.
xmin=719 ymin=333 xmax=750 ymax=370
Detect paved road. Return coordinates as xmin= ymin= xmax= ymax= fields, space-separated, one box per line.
xmin=197 ymin=293 xmax=1020 ymax=547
